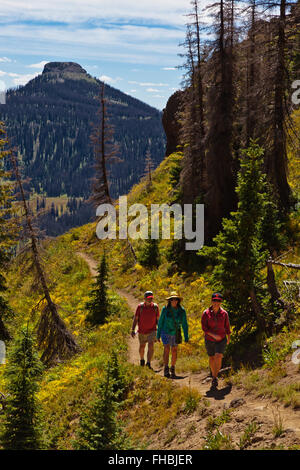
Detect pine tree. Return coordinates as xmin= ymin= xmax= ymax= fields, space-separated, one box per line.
xmin=109 ymin=350 xmax=127 ymax=402
xmin=85 ymin=252 xmax=110 ymax=325
xmin=0 ymin=326 xmax=45 ymax=450
xmin=138 ymin=235 xmax=160 ymax=269
xmin=199 ymin=141 xmax=280 ymax=344
xmin=73 ymin=359 xmax=129 ymax=450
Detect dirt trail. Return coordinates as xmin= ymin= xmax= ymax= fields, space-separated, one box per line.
xmin=78 ymin=251 xmax=300 ymax=444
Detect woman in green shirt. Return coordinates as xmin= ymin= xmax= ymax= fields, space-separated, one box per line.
xmin=157 ymin=291 xmax=189 ymax=378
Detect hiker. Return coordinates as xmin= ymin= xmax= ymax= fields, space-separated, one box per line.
xmin=131 ymin=291 xmax=159 ymax=369
xmin=201 ymin=292 xmax=231 ymax=389
xmin=156 ymin=291 xmax=189 ymax=379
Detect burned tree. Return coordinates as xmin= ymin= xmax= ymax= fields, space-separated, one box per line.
xmin=204 ymin=0 xmax=238 ymax=242
xmin=144 ymin=147 xmax=154 ymax=192
xmin=179 ymin=0 xmax=207 ymax=204
xmin=90 ymin=83 xmax=137 ymax=263
xmin=10 ymin=149 xmax=80 ymax=364
xmin=89 ymin=83 xmax=120 ymax=207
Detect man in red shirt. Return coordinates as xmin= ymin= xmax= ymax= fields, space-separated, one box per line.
xmin=131 ymin=291 xmax=160 ymax=369
xmin=201 ymin=292 xmax=231 ymax=388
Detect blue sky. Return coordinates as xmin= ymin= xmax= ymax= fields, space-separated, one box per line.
xmin=0 ymin=0 xmax=197 ymax=110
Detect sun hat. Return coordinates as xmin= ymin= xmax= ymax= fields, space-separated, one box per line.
xmin=166 ymin=291 xmax=182 ymax=301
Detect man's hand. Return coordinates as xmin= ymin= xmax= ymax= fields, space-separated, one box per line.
xmin=227 ymin=336 xmax=230 ymax=345
xmin=131 ymin=330 xmax=136 ymax=338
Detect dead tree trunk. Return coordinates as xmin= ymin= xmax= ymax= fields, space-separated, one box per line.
xmin=10 ymin=151 xmax=80 ymax=364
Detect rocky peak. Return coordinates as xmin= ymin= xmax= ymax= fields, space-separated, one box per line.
xmin=42 ymin=62 xmax=87 ymax=75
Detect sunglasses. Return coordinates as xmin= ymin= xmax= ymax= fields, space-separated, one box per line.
xmin=170 ymin=298 xmax=179 ymax=301
xmin=212 ymin=299 xmax=222 ymax=302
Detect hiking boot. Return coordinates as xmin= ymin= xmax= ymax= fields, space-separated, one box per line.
xmin=170 ymin=366 xmax=176 ymax=379
xmin=140 ymin=359 xmax=145 ymax=366
xmin=164 ymin=365 xmax=170 ymax=378
xmin=146 ymin=362 xmax=153 ymax=370
xmin=211 ymin=377 xmax=218 ymax=388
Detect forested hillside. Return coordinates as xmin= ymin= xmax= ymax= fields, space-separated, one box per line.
xmin=162 ymin=0 xmax=300 ymax=248
xmin=1 ymin=62 xmax=165 ymax=235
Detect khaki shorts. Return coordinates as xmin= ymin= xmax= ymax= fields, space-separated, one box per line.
xmin=138 ymin=330 xmax=157 ymax=345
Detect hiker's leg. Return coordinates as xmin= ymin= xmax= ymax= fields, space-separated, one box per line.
xmin=147 ymin=341 xmax=154 ymax=363
xmin=171 ymin=346 xmax=177 ymax=367
xmin=209 ymin=355 xmax=216 ymax=377
xmin=163 ymin=345 xmax=170 ymax=366
xmin=139 ymin=343 xmax=146 ymax=360
xmin=214 ymin=353 xmax=223 ymax=378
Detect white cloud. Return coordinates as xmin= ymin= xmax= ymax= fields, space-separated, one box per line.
xmin=162 ymin=67 xmax=176 ymax=70
xmin=146 ymin=88 xmax=159 ymax=92
xmin=0 ymin=0 xmax=192 ymax=26
xmin=129 ymin=81 xmax=169 ymax=87
xmin=10 ymin=72 xmax=39 ymax=86
xmin=0 ymin=23 xmax=184 ymax=65
xmin=27 ymin=60 xmax=49 ymax=69
xmin=0 ymin=57 xmax=11 ymax=63
xmin=99 ymin=75 xmax=122 ymax=84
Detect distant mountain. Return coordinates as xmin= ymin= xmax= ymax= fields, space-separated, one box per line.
xmin=1 ymin=62 xmax=166 ymax=235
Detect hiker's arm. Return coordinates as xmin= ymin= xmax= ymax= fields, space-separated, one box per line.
xmin=225 ymin=313 xmax=231 ymax=344
xmin=156 ymin=305 xmax=160 ymax=325
xmin=181 ymin=309 xmax=189 ymax=342
xmin=156 ymin=307 xmax=165 ymax=340
xmin=201 ymin=311 xmax=209 ymax=336
xmin=131 ymin=306 xmax=140 ymax=337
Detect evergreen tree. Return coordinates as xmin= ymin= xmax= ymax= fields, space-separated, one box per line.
xmin=138 ymin=234 xmax=160 ymax=269
xmin=85 ymin=252 xmax=110 ymax=325
xmin=0 ymin=326 xmax=45 ymax=450
xmin=109 ymin=350 xmax=127 ymax=402
xmin=73 ymin=359 xmax=129 ymax=450
xmin=199 ymin=141 xmax=281 ymax=345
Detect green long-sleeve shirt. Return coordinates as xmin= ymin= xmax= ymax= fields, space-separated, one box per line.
xmin=157 ymin=305 xmax=189 ymax=342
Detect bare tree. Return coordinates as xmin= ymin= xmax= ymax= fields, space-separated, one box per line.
xmin=89 ymin=83 xmax=120 ymax=207
xmin=144 ymin=147 xmax=154 ymax=191
xmin=10 ymin=150 xmax=80 ymax=364
xmin=204 ymin=0 xmax=237 ymax=242
xmin=179 ymin=0 xmax=207 ymax=204
xmin=90 ymin=83 xmax=137 ymax=263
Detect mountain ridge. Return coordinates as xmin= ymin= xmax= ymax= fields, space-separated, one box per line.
xmin=1 ymin=61 xmax=167 ymax=235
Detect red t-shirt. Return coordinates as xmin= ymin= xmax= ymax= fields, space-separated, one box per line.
xmin=135 ymin=302 xmax=160 ymax=334
xmin=201 ymin=306 xmax=231 ymax=342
